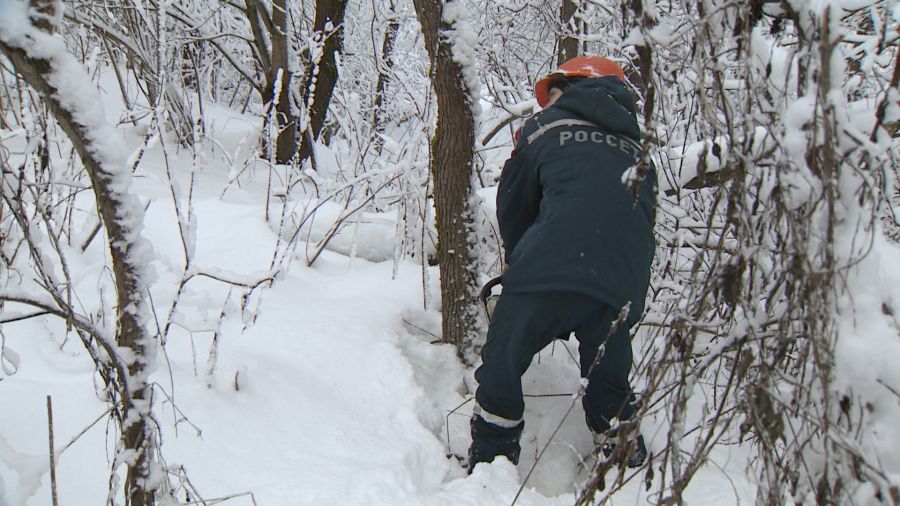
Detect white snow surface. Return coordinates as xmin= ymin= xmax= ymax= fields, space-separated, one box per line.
xmin=834 ymin=233 xmax=900 ymax=488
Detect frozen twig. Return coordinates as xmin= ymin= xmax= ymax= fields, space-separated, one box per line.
xmin=46 ymin=396 xmax=58 ymax=506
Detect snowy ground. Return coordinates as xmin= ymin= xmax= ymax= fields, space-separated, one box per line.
xmin=0 ymin=140 xmax=762 ymax=506
xmin=0 ymin=139 xmax=753 ymax=506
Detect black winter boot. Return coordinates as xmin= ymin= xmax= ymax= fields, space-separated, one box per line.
xmin=467 ymin=414 xmax=524 ymax=473
xmin=595 ymin=430 xmax=648 ymax=468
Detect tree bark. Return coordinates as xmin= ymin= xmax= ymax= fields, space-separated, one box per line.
xmin=297 ymin=0 xmax=350 ymax=165
xmin=558 ymin=0 xmax=580 ymax=65
xmin=412 ymin=0 xmax=482 ymax=362
xmin=1 ymin=5 xmax=157 ymax=504
xmin=371 ymin=0 xmax=400 ymax=151
xmin=269 ymin=0 xmax=296 ymax=163
xmin=246 ymin=0 xmax=297 ymax=164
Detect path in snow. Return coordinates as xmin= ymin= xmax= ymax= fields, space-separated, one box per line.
xmin=1 ymin=151 xmax=756 ymax=505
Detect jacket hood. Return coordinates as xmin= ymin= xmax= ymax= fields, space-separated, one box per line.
xmin=549 ymin=77 xmax=640 ymax=140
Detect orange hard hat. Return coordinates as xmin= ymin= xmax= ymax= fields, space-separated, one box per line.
xmin=534 ymin=55 xmax=626 ymax=107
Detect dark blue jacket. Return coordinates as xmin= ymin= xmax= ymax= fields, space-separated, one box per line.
xmin=497 ymin=77 xmax=657 ymax=326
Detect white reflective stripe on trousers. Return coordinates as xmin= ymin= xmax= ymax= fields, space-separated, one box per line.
xmin=474 ymin=402 xmax=523 ymax=429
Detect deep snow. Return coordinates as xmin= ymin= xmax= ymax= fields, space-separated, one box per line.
xmin=0 ymin=108 xmax=764 ymax=504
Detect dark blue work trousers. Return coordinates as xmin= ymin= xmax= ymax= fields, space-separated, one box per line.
xmin=474 ymin=291 xmax=636 ymax=434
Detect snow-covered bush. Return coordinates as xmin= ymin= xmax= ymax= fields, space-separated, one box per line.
xmin=575 ymin=2 xmax=900 ymax=504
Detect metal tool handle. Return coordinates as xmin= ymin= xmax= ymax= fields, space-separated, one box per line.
xmin=479 ymin=276 xmax=503 ymax=306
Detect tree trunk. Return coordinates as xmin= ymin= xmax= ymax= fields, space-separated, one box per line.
xmin=270 ymin=0 xmax=296 ymax=163
xmin=1 ymin=4 xmax=158 ymax=505
xmin=297 ymin=0 xmax=350 ymax=165
xmin=558 ymin=0 xmax=580 ymax=65
xmin=412 ymin=0 xmax=482 ymax=363
xmin=248 ymin=0 xmax=297 ymax=164
xmin=371 ymin=0 xmax=400 ymax=152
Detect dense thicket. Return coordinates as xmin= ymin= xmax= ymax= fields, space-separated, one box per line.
xmin=1 ymin=0 xmax=897 ymax=504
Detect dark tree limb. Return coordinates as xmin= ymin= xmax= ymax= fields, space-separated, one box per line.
xmin=557 ymin=0 xmax=580 ymax=65
xmin=371 ymin=0 xmax=400 ymax=152
xmin=297 ymin=0 xmax=350 ymax=164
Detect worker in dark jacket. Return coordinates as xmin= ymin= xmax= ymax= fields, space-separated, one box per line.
xmin=468 ymin=56 xmax=657 ymax=472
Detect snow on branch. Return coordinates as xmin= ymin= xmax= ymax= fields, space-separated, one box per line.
xmin=1 ymin=1 xmax=166 ymax=503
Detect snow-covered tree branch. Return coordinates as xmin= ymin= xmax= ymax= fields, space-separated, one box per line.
xmin=0 ymin=1 xmax=165 ymax=504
